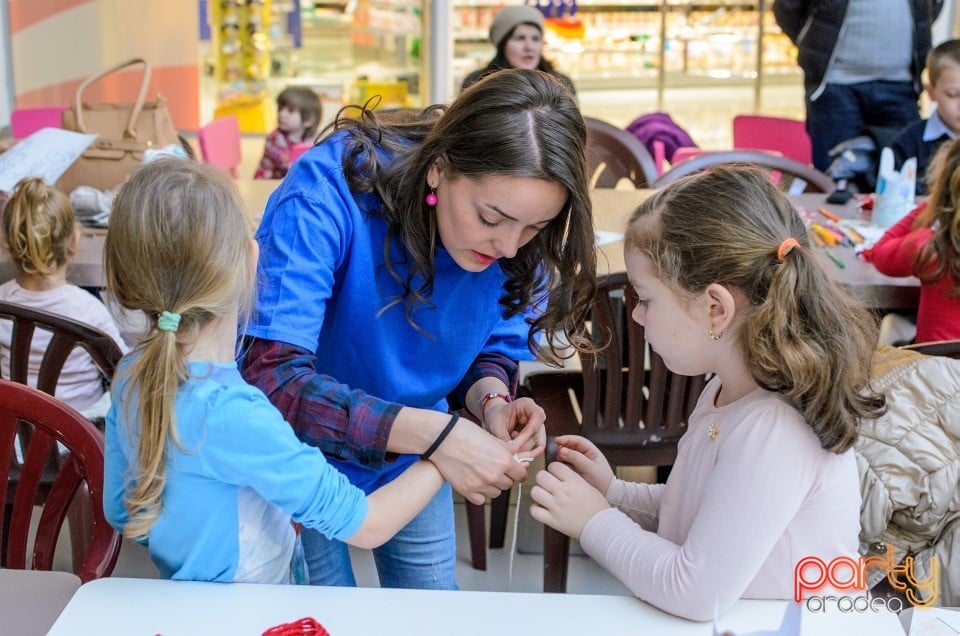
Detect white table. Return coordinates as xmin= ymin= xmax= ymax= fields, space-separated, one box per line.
xmin=48 ymin=577 xmax=905 ymax=635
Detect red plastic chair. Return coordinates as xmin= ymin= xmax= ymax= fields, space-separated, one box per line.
xmin=289 ymin=141 xmax=312 ymax=164
xmin=0 ymin=380 xmax=121 ymax=582
xmin=197 ymin=116 xmax=242 ymax=178
xmin=10 ymin=107 xmax=66 ymax=139
xmin=732 ymin=114 xmax=812 ymax=166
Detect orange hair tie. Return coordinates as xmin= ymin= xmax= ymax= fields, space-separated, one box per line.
xmin=777 ymin=237 xmax=800 ymax=262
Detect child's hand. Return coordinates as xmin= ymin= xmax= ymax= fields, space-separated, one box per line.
xmin=555 ymin=435 xmax=615 ymax=496
xmin=484 ymin=397 xmax=546 ymax=459
xmin=529 ymin=462 xmax=609 ymax=540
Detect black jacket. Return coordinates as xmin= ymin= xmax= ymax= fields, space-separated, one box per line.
xmin=772 ymin=0 xmax=943 ymax=99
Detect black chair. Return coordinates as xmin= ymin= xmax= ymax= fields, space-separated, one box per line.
xmin=523 ymin=273 xmax=707 ymax=592
xmin=653 ymin=149 xmax=835 ymax=193
xmin=900 ymin=339 xmax=960 ymax=359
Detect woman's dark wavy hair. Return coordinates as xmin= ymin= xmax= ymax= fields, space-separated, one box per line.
xmin=319 ymin=69 xmax=596 ymax=362
xmin=625 ymin=166 xmax=885 ymax=453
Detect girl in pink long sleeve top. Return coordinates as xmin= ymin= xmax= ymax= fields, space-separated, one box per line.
xmin=870 ymin=138 xmax=960 ymax=343
xmin=530 ymin=167 xmax=886 ymax=621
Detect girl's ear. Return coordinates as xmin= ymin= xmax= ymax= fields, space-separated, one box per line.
xmin=427 ymin=158 xmax=444 ymax=188
xmin=71 ymin=224 xmax=81 ymax=251
xmin=704 ymin=282 xmax=738 ymax=334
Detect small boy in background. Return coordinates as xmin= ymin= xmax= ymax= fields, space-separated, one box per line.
xmin=254 ymin=86 xmax=320 ymax=180
xmin=890 ymin=39 xmax=960 ymax=195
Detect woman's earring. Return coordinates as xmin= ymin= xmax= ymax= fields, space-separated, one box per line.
xmin=425 ymin=187 xmax=438 ymax=207
xmin=708 ymin=324 xmax=724 ymax=341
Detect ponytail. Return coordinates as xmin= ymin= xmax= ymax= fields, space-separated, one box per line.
xmin=120 ymin=322 xmax=186 ymax=540
xmin=742 ymin=244 xmax=884 ymax=452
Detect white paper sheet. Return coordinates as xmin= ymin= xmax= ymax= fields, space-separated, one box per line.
xmin=0 ymin=127 xmax=97 ymax=193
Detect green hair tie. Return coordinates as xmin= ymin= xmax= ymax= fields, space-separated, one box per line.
xmin=158 ymin=311 xmax=181 ymax=332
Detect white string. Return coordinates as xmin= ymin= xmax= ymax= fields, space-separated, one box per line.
xmin=507 ymin=481 xmax=522 ymax=592
xmin=506 ymin=454 xmax=534 ymax=592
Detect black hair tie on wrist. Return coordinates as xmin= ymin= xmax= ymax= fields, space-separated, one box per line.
xmin=421 ymin=412 xmax=460 ymax=460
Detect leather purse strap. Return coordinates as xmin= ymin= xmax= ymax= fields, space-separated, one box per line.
xmin=72 ymin=57 xmax=152 ymax=139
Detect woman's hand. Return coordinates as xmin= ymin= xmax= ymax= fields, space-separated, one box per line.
xmin=529 ymin=462 xmax=609 ymax=540
xmin=554 ymin=435 xmax=615 ymax=496
xmin=430 ymin=420 xmax=531 ymax=505
xmin=483 ymin=396 xmax=546 ymax=459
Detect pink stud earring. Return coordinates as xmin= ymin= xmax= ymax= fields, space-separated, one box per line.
xmin=425 ymin=187 xmax=438 ymax=207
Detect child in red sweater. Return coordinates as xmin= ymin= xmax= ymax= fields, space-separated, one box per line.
xmin=871 ymin=138 xmax=960 ymax=343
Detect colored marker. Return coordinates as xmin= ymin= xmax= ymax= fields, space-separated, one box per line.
xmin=826 ymin=252 xmax=846 ymax=269
xmin=846 ymin=226 xmax=866 ymax=244
xmin=810 ymin=223 xmax=837 ymax=247
xmin=818 ymin=207 xmax=841 ymax=223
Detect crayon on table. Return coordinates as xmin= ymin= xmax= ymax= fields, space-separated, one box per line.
xmin=817 ymin=207 xmax=841 ymax=223
xmin=826 ymin=251 xmax=846 ymax=269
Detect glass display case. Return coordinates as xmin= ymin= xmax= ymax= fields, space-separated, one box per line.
xmin=452 ymin=0 xmax=800 ymax=110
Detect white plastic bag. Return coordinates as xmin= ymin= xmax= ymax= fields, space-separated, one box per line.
xmin=873 ymin=147 xmax=916 ymax=229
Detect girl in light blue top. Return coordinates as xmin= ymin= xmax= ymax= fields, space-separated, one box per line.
xmin=102 ymin=159 xmax=443 ymax=583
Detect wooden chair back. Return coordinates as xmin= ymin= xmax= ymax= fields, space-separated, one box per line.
xmin=0 ymin=301 xmax=123 ymax=395
xmin=0 ymin=301 xmax=123 ymax=571
xmin=653 ymin=150 xmax=835 ymax=193
xmin=579 ymin=273 xmax=707 ymax=469
xmin=584 ymin=117 xmax=659 ymax=189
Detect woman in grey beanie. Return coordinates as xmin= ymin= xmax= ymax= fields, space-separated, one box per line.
xmin=461 ymin=4 xmax=576 ymax=96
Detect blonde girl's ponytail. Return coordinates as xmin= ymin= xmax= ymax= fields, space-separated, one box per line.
xmin=120 ymin=311 xmax=187 ymax=540
xmin=105 ymin=159 xmax=253 ymax=541
xmin=2 ymin=177 xmax=75 ymax=276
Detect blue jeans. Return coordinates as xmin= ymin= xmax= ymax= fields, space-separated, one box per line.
xmin=807 ymin=80 xmax=920 ymax=171
xmin=301 ymin=482 xmax=458 ymax=589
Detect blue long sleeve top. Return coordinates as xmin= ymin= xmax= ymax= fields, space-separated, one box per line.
xmin=245 ymin=133 xmax=536 ymax=492
xmin=104 ymin=357 xmax=368 ymax=583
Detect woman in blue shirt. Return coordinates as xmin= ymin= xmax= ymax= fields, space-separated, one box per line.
xmin=242 ymin=69 xmax=597 ymax=588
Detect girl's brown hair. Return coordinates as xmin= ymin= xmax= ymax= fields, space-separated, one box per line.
xmin=912 ymin=137 xmax=960 ymax=291
xmin=322 ymin=69 xmax=596 ymax=363
xmin=625 ymin=166 xmax=884 ymax=453
xmin=104 ymin=159 xmax=254 ymax=540
xmin=2 ymin=177 xmax=75 ymax=276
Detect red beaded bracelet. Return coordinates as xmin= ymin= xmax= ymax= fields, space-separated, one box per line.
xmin=477 ymin=391 xmax=512 ymax=423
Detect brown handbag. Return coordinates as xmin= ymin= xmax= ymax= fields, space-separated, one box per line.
xmin=57 ymin=58 xmax=180 ymax=193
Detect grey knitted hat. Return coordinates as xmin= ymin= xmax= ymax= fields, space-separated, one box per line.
xmin=489 ymin=5 xmax=544 ymax=48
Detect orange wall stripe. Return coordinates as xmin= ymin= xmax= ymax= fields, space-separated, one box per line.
xmin=7 ymin=0 xmax=94 ymax=34
xmin=14 ymin=65 xmax=201 ymax=131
